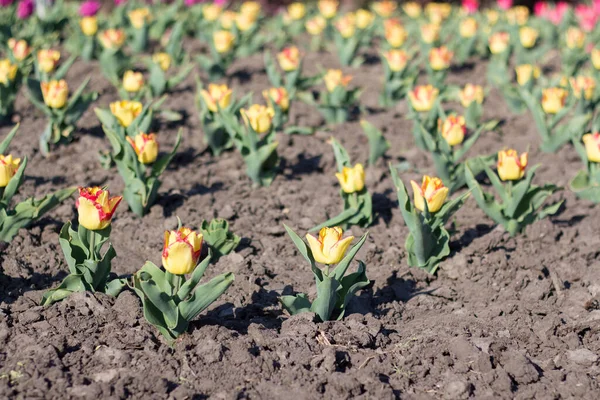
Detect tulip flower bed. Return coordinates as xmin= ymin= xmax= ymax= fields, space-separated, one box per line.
xmin=2 ymin=0 xmax=600 ymax=398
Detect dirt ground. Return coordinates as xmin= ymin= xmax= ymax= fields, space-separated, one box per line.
xmin=1 ymin=39 xmax=600 ymax=399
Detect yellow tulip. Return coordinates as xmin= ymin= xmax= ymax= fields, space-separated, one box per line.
xmin=403 ymin=2 xmax=422 ymax=19
xmin=287 ymin=2 xmax=306 ymax=20
xmin=318 ymin=0 xmax=339 ymax=19
xmin=213 ymin=30 xmax=235 ymax=53
xmin=37 ymin=49 xmax=60 ymax=73
xmin=0 ymin=59 xmax=18 ymax=85
xmin=277 ymin=46 xmax=301 ymax=72
xmin=126 ymin=133 xmax=158 ymax=164
xmin=323 ymin=69 xmax=352 ymax=92
xmin=497 ymin=149 xmax=527 ymax=181
xmin=241 ymin=104 xmax=275 ymax=134
xmin=486 ymin=9 xmax=499 ymax=25
xmin=459 ymin=17 xmax=477 ymax=38
xmin=335 ymin=13 xmax=356 ymax=39
xmin=408 ymin=85 xmax=439 ymax=112
xmin=110 ymin=100 xmax=143 ymax=127
xmin=235 ymin=12 xmax=256 ymax=32
xmin=570 ymin=76 xmax=596 ymax=100
xmin=519 ymin=26 xmax=538 ymax=48
xmin=420 ymin=23 xmax=440 ymax=44
xmin=382 ymin=49 xmax=408 ymax=72
xmin=306 ymin=15 xmax=327 ymax=36
xmin=372 ymin=1 xmax=397 ymax=17
xmin=98 ymin=29 xmax=126 ymax=50
xmin=240 ymin=1 xmax=261 ymax=20
xmin=122 ymin=70 xmax=144 ymax=93
xmin=76 ymin=187 xmax=122 ymax=231
xmin=384 ymin=19 xmax=407 ymax=48
xmin=566 ymin=27 xmax=585 ymax=49
xmin=425 ymin=2 xmax=451 ymax=25
xmin=541 ymin=87 xmax=568 ymax=114
xmin=162 ymin=227 xmax=203 ymax=275
xmin=515 ymin=64 xmax=540 ymax=86
xmin=429 ymin=46 xmax=453 ymax=71
xmin=152 ymin=52 xmax=171 ymax=71
xmin=263 ymin=87 xmax=289 ymax=112
xmin=201 ymin=83 xmax=233 ymax=112
xmin=439 ymin=115 xmax=466 ymax=146
xmin=582 ymin=133 xmax=600 ymax=163
xmin=128 ymin=8 xmax=152 ymax=29
xmin=459 ymin=84 xmax=484 ymax=107
xmin=0 ymin=154 xmax=20 ymax=188
xmin=410 ymin=175 xmax=449 ymax=213
xmin=202 ymin=4 xmax=222 ymax=21
xmin=220 ymin=10 xmax=237 ymax=29
xmin=41 ymin=80 xmax=68 ymax=109
xmin=306 ymin=227 xmax=354 ymax=265
xmin=355 ymin=9 xmax=374 ymax=29
xmin=80 ymin=16 xmax=98 ymax=36
xmin=592 ymin=48 xmax=600 ymax=70
xmin=489 ymin=32 xmax=510 ymax=54
xmin=336 ymin=163 xmax=365 ymax=193
xmin=506 ymin=6 xmax=529 ymax=25
xmin=7 ymin=38 xmax=30 ymax=61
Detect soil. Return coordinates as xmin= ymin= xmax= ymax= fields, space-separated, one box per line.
xmin=1 ymin=40 xmax=600 ymax=400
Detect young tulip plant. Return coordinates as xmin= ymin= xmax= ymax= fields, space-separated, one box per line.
xmin=360 ymin=119 xmax=390 ymax=166
xmin=281 ymin=225 xmax=369 ymax=322
xmin=427 ymin=46 xmax=454 ymax=89
xmin=197 ymin=30 xmax=237 ymax=80
xmin=33 ymin=49 xmax=76 ymax=83
xmin=127 ymin=7 xmax=152 ymax=53
xmin=75 ymin=6 xmax=100 ymax=61
xmin=41 ymin=187 xmax=125 ymax=306
xmin=311 ymin=138 xmax=372 ymax=231
xmin=0 ymin=58 xmax=20 ymax=122
xmin=95 ymin=100 xmax=154 ymax=144
xmin=487 ymin=31 xmax=512 ymax=87
xmin=264 ymin=46 xmax=322 ymax=100
xmin=465 ymin=149 xmax=563 ymax=237
xmin=453 ymin=17 xmax=480 ymax=65
xmin=230 ymin=4 xmax=267 ymax=58
xmin=500 ymin=64 xmax=541 ymax=114
xmin=145 ymin=46 xmax=194 ymax=99
xmin=379 ymin=49 xmax=418 ymax=107
xmin=315 ymin=69 xmax=360 ymax=124
xmin=520 ymin=86 xmax=591 ymax=152
xmin=390 ymin=168 xmax=470 ymax=274
xmin=7 ymin=38 xmax=32 ymax=76
xmin=458 ymin=84 xmax=486 ymax=129
xmin=569 ymin=75 xmax=598 ymax=116
xmin=407 ymin=85 xmax=441 ymax=150
xmin=98 ymin=28 xmax=130 ymax=85
xmin=200 ymin=218 xmax=241 ymax=260
xmin=131 ymin=223 xmax=235 ymax=342
xmin=561 ymin=27 xmax=587 ymax=77
xmin=570 ymin=133 xmax=600 ymax=202
xmin=26 ymin=78 xmax=97 ymax=155
xmin=332 ymin=12 xmax=365 ymax=67
xmin=0 ymin=125 xmax=76 ymax=242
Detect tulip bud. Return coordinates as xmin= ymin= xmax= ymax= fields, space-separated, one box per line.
xmin=162 ymin=227 xmax=203 ymax=275
xmin=110 ymin=100 xmax=143 ymax=127
xmin=486 ymin=9 xmax=499 ymax=25
xmin=152 ymin=52 xmax=171 ymax=72
xmin=128 ymin=8 xmax=151 ymax=29
xmin=122 ymin=70 xmax=144 ymax=93
xmin=382 ymin=49 xmax=408 ymax=72
xmin=410 ymin=175 xmax=449 ymax=213
xmin=0 ymin=59 xmax=18 ymax=85
xmin=425 ymin=2 xmax=451 ymax=25
xmin=7 ymin=38 xmax=31 ymax=61
xmin=570 ymin=76 xmax=596 ymax=100
xmin=306 ymin=15 xmax=327 ymax=35
xmin=420 ymin=23 xmax=440 ymax=44
xmin=202 ymin=4 xmax=222 ymax=21
xmin=277 ymin=46 xmax=301 ymax=71
xmin=372 ymin=1 xmax=397 ymax=17
xmin=384 ymin=19 xmax=407 ymax=48
xmin=126 ymin=133 xmax=158 ymax=164
xmin=263 ymin=87 xmax=289 ymax=112
xmin=0 ymin=154 xmax=20 ymax=187
xmin=355 ymin=9 xmax=374 ymax=29
xmin=76 ymin=187 xmax=122 ymax=231
xmin=592 ymin=48 xmax=600 ymax=70
xmin=488 ymin=32 xmax=510 ymax=54
xmin=335 ymin=13 xmax=356 ymax=38
xmin=459 ymin=17 xmax=477 ymax=38
xmin=583 ymin=133 xmax=600 ymax=163
xmin=439 ymin=115 xmax=466 ymax=146
xmin=566 ymin=27 xmax=585 ymax=49
xmin=41 ymin=80 xmax=68 ymax=109
xmin=541 ymin=87 xmax=568 ymax=114
xmin=99 ymin=29 xmax=125 ymax=50
xmin=37 ymin=49 xmax=60 ymax=73
xmin=519 ymin=26 xmax=538 ymax=48
xmin=403 ymin=2 xmax=422 ymax=18
xmin=220 ymin=10 xmax=237 ymax=29
xmin=497 ymin=149 xmax=527 ymax=181
xmin=408 ymin=85 xmax=439 ymax=112
xmin=240 ymin=104 xmax=275 ymax=133
xmin=323 ymin=69 xmax=352 ymax=92
xmin=200 ymin=83 xmax=232 ymax=112
xmin=306 ymin=227 xmax=354 ymax=265
xmin=318 ymin=0 xmax=339 ymax=19
xmin=213 ymin=30 xmax=235 ymax=53
xmin=80 ymin=16 xmax=98 ymax=36
xmin=335 ymin=163 xmax=365 ymax=193
xmin=235 ymin=12 xmax=256 ymax=32
xmin=506 ymin=6 xmax=529 ymax=25
xmin=459 ymin=84 xmax=484 ymax=107
xmin=429 ymin=46 xmax=453 ymax=71
xmin=287 ymin=2 xmax=306 ymax=20
xmin=240 ymin=1 xmax=261 ymax=20
xmin=515 ymin=64 xmax=540 ymax=86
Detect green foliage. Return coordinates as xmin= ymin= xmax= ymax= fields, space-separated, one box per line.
xmin=200 ymin=218 xmax=241 ymax=259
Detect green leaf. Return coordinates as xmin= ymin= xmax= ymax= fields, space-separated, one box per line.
xmin=505 ymin=164 xmax=540 ymax=218
xmin=310 ymin=274 xmax=339 ymax=322
xmin=179 ymin=272 xmax=234 ymax=321
xmin=0 ymin=156 xmax=26 ymax=207
xmin=333 ymin=232 xmax=368 ymax=281
xmin=360 ymin=120 xmax=390 ymax=166
xmin=139 ymin=275 xmax=180 ymax=330
xmin=0 ymin=123 xmax=19 ymax=154
xmin=176 ymin=252 xmax=212 ymax=301
xmin=151 ymin=128 xmax=182 ymax=177
xmin=329 ymin=137 xmax=351 ymax=171
xmin=280 ymin=293 xmax=312 ymax=315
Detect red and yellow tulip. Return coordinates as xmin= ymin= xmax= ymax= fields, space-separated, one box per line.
xmin=201 ymin=83 xmax=233 ymax=112
xmin=488 ymin=32 xmax=510 ymax=54
xmin=37 ymin=49 xmax=60 ymax=73
xmin=263 ymin=87 xmax=289 ymax=112
xmin=0 ymin=154 xmax=20 ymax=187
xmin=382 ymin=49 xmax=408 ymax=72
xmin=122 ymin=71 xmax=144 ymax=93
xmin=162 ymin=227 xmax=203 ymax=275
xmin=583 ymin=133 xmax=600 ymax=162
xmin=570 ymin=76 xmax=596 ymax=100
xmin=335 ymin=163 xmax=365 ymax=193
xmin=541 ymin=87 xmax=568 ymax=114
xmin=459 ymin=84 xmax=484 ymax=107
xmin=7 ymin=38 xmax=31 ymax=61
xmin=80 ymin=16 xmax=98 ymax=36
xmin=241 ymin=104 xmax=275 ymax=133
xmin=497 ymin=149 xmax=527 ymax=181
xmin=110 ymin=100 xmax=143 ymax=127
xmin=429 ymin=46 xmax=453 ymax=71
xmin=277 ymin=46 xmax=301 ymax=71
xmin=306 ymin=227 xmax=354 ymax=265
xmin=410 ymin=175 xmax=449 ymax=213
xmin=0 ymin=59 xmax=18 ymax=85
xmin=41 ymin=80 xmax=68 ymax=109
xmin=515 ymin=64 xmax=540 ymax=86
xmin=408 ymin=85 xmax=439 ymax=112
xmin=323 ymin=69 xmax=352 ymax=92
xmin=99 ymin=29 xmax=126 ymax=50
xmin=439 ymin=115 xmax=466 ymax=146
xmin=76 ymin=187 xmax=122 ymax=231
xmin=213 ymin=30 xmax=235 ymax=53
xmin=126 ymin=133 xmax=158 ymax=164
xmin=384 ymin=19 xmax=407 ymax=48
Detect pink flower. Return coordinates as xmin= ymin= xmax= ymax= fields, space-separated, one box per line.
xmin=0 ymin=0 xmax=14 ymax=7
xmin=79 ymin=0 xmax=100 ymax=16
xmin=114 ymin=0 xmax=127 ymax=5
xmin=576 ymin=5 xmax=599 ymax=32
xmin=497 ymin=0 xmax=512 ymax=10
xmin=462 ymin=0 xmax=478 ymax=14
xmin=534 ymin=1 xmax=548 ymax=16
xmin=16 ymin=0 xmax=33 ymax=18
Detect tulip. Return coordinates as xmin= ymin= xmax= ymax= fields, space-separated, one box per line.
xmin=488 ymin=31 xmax=510 ymax=54
xmin=506 ymin=6 xmax=529 ymax=25
xmin=76 ymin=187 xmax=122 ymax=231
xmin=110 ymin=100 xmax=143 ymax=127
xmin=541 ymin=87 xmax=568 ymax=114
xmin=263 ymin=87 xmax=289 ymax=112
xmin=384 ymin=19 xmax=407 ymax=48
xmin=382 ymin=49 xmax=408 ymax=72
xmin=162 ymin=227 xmax=203 ymax=275
xmin=592 ymin=48 xmax=600 ymax=70
xmin=126 ymin=133 xmax=158 ymax=164
xmin=497 ymin=0 xmax=512 ymax=10
xmin=41 ymin=80 xmax=68 ymax=109
xmin=128 ymin=8 xmax=151 ymax=29
xmin=80 ymin=16 xmax=98 ymax=36
xmin=323 ymin=69 xmax=352 ymax=92
xmin=459 ymin=84 xmax=484 ymax=107
xmin=122 ymin=70 xmax=144 ymax=93
xmin=497 ymin=149 xmax=527 ymax=181
xmin=235 ymin=12 xmax=256 ymax=32
xmin=240 ymin=1 xmax=261 ymax=20
xmin=287 ymin=2 xmax=306 ymax=20
xmin=99 ymin=29 xmax=125 ymax=50
xmin=306 ymin=227 xmax=354 ymax=265
xmin=217 ymin=10 xmax=236 ymax=29
xmin=486 ymin=9 xmax=499 ymax=25
xmin=570 ymin=76 xmax=596 ymax=100
xmin=420 ymin=23 xmax=440 ymax=44
xmin=202 ymin=4 xmax=222 ymax=21
xmin=16 ymin=0 xmax=33 ymax=19
xmin=515 ymin=64 xmax=540 ymax=86
xmin=410 ymin=175 xmax=449 ymax=213
xmin=0 ymin=154 xmax=20 ymax=187
xmin=79 ymin=0 xmax=100 ymax=17
xmin=240 ymin=104 xmax=275 ymax=133
xmin=372 ymin=1 xmax=397 ymax=17
xmin=277 ymin=46 xmax=301 ymax=71
xmin=0 ymin=59 xmax=18 ymax=85
xmin=459 ymin=17 xmax=478 ymax=38
xmin=439 ymin=115 xmax=466 ymax=146
xmin=403 ymin=2 xmax=422 ymax=18
xmin=429 ymin=46 xmax=453 ymax=71
xmin=152 ymin=52 xmax=171 ymax=72
xmin=462 ymin=0 xmax=479 ymax=14
xmin=7 ymin=38 xmax=30 ymax=61
xmin=355 ymin=9 xmax=374 ymax=29
xmin=519 ymin=26 xmax=538 ymax=48
xmin=37 ymin=50 xmax=60 ymax=73
xmin=200 ymin=83 xmax=232 ymax=112
xmin=565 ymin=27 xmax=585 ymax=49
xmin=318 ymin=0 xmax=338 ymax=19
xmin=425 ymin=2 xmax=451 ymax=25
xmin=335 ymin=163 xmax=365 ymax=193
xmin=213 ymin=30 xmax=235 ymax=53
xmin=582 ymin=133 xmax=600 ymax=162
xmin=335 ymin=13 xmax=356 ymax=38
xmin=408 ymin=85 xmax=439 ymax=112
xmin=306 ymin=15 xmax=327 ymax=35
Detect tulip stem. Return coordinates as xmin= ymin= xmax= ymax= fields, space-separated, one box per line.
xmin=89 ymin=231 xmax=96 ymax=261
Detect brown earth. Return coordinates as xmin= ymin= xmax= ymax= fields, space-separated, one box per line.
xmin=1 ymin=40 xmax=600 ymax=399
